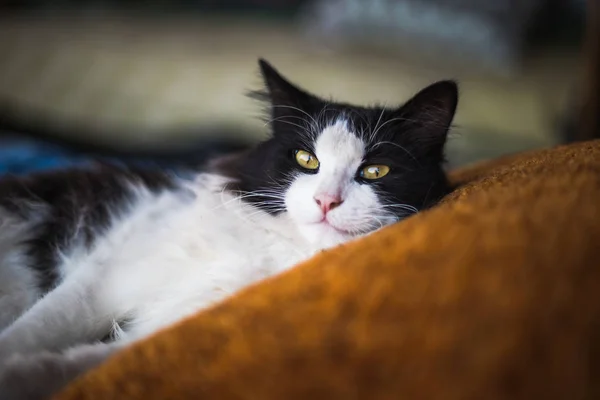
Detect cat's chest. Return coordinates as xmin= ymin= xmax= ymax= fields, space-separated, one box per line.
xmin=60 ymin=182 xmax=313 ymax=334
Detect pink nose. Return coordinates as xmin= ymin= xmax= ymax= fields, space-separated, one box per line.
xmin=314 ymin=194 xmax=343 ymax=214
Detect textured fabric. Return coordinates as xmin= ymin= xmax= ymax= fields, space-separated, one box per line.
xmin=55 ymin=139 xmax=600 ymax=399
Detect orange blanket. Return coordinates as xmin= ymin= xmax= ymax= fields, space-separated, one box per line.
xmin=55 ymin=140 xmax=600 ymax=399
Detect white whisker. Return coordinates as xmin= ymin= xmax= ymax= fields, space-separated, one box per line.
xmin=271 ymin=104 xmax=319 ymax=128
xmin=368 ymin=141 xmax=420 ymax=165
xmin=369 ymin=106 xmax=387 ymax=145
xmin=263 ymin=117 xmax=313 ymax=137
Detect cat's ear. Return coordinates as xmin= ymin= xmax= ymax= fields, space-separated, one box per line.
xmin=395 ymin=80 xmax=458 ymax=157
xmin=256 ymin=59 xmax=317 ymax=117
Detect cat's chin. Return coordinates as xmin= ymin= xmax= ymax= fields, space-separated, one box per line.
xmin=297 ymin=221 xmax=355 ymax=250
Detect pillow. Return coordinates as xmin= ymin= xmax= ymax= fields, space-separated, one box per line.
xmin=55 ymin=139 xmax=600 ymax=399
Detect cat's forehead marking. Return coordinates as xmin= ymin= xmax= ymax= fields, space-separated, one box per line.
xmin=314 ymin=119 xmax=364 ymax=168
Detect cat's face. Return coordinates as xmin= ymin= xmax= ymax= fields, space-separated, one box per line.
xmin=236 ymin=59 xmax=458 ymax=248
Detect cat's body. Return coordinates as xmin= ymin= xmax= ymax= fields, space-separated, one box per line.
xmin=0 ymin=59 xmax=458 ymax=399
xmin=0 ymin=168 xmax=311 ymax=352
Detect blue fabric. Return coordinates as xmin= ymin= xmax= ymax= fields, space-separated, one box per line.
xmin=0 ymin=137 xmax=93 ymax=176
xmin=0 ymin=131 xmax=242 ymax=177
xmin=0 ymin=134 xmax=174 ymax=176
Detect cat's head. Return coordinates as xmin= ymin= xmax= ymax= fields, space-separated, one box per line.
xmin=234 ymin=59 xmax=458 ymax=248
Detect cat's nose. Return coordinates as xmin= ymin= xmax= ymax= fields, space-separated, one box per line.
xmin=314 ymin=194 xmax=343 ymax=214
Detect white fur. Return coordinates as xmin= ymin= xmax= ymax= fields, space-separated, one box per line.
xmin=0 ymin=175 xmax=312 ymax=358
xmin=286 ymin=119 xmax=397 ymax=248
xmin=0 ymin=210 xmax=40 ymax=331
xmin=0 ymin=121 xmax=399 ymax=363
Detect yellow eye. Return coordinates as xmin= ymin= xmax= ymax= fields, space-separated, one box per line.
xmin=294 ymin=150 xmax=320 ymax=170
xmin=360 ymin=165 xmax=390 ymax=180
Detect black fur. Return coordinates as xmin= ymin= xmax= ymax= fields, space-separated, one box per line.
xmin=0 ymin=165 xmax=177 ymax=291
xmin=232 ymin=59 xmax=458 ymax=216
xmin=0 ymin=59 xmax=458 ymax=291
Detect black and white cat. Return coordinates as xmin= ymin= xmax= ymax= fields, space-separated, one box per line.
xmin=0 ymin=59 xmax=457 ymax=398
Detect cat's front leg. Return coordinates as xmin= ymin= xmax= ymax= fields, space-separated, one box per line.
xmin=0 ymin=342 xmax=121 ymax=400
xmin=0 ymin=274 xmax=114 ymax=361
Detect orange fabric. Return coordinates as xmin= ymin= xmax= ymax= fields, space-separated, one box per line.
xmin=56 ymin=140 xmax=600 ymax=400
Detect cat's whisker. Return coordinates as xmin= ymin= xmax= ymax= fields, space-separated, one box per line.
xmin=348 ymin=108 xmax=369 ymax=131
xmin=420 ymin=183 xmax=434 ymax=209
xmin=265 ymin=114 xmax=311 ymax=126
xmin=368 ymin=141 xmax=420 ymax=165
xmin=266 ymin=174 xmax=293 ymax=188
xmin=316 ymin=103 xmax=333 ymax=131
xmin=244 ymin=207 xmax=286 ymax=219
xmin=211 ymin=190 xmax=285 ymax=212
xmin=210 ymin=186 xmax=241 ymax=212
xmin=271 ymin=104 xmax=319 ymax=128
xmin=369 ymin=106 xmax=387 ymax=145
xmin=336 ymin=213 xmax=390 ymax=233
xmin=374 ymin=115 xmax=451 ymax=130
xmin=264 ymin=115 xmax=316 ymax=135
xmin=263 ymin=118 xmax=313 ymax=137
xmin=371 ymin=116 xmax=404 ymax=138
xmin=243 ymin=189 xmax=286 ymax=197
xmin=233 ymin=194 xmax=286 ymax=205
xmin=382 ymin=204 xmax=419 ymax=214
xmin=231 ymin=194 xmax=286 ymax=211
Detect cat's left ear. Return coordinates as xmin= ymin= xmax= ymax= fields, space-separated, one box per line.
xmin=395 ymin=80 xmax=458 ymax=157
xmin=256 ymin=59 xmax=318 ymax=119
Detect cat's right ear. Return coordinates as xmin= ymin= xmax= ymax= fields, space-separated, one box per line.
xmin=255 ymin=59 xmax=316 ymax=116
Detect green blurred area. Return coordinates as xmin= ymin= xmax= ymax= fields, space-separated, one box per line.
xmin=0 ymin=1 xmax=587 ymax=167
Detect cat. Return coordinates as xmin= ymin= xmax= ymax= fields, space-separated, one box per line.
xmin=0 ymin=59 xmax=458 ymax=399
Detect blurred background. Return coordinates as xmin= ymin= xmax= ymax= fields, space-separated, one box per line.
xmin=0 ymin=0 xmax=589 ymax=174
